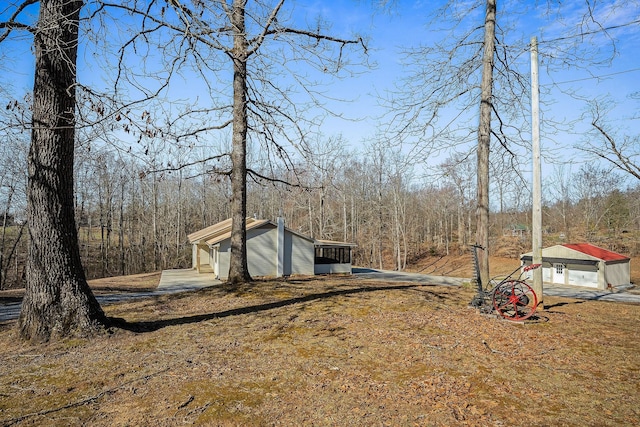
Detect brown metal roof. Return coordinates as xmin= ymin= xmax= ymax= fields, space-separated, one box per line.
xmin=189 ymin=218 xmax=356 ymax=248
xmin=187 ymin=217 xmax=269 ymax=244
xmin=204 ymin=219 xmax=271 ymax=246
xmin=187 ymin=217 xmax=233 ymax=243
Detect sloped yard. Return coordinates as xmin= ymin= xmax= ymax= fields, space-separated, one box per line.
xmin=0 ymin=275 xmax=638 ymax=426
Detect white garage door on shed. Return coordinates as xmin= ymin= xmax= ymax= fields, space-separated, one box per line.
xmin=568 ymin=269 xmax=598 ymax=288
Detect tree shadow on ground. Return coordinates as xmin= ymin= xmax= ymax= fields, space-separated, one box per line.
xmin=0 ymin=295 xmax=22 ymax=304
xmin=545 ymin=300 xmax=587 ymax=310
xmin=110 ymin=283 xmax=445 ymax=333
xmin=94 ymin=287 xmax=159 ymax=294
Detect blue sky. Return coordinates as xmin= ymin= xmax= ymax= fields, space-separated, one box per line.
xmin=2 ymin=0 xmax=639 ymax=185
xmin=312 ymin=1 xmax=640 ymax=154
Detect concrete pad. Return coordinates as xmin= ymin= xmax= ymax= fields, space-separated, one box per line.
xmin=158 ymin=269 xmax=222 ymax=291
xmin=352 ymin=268 xmax=640 ymax=303
xmin=543 ymin=284 xmax=640 ymax=303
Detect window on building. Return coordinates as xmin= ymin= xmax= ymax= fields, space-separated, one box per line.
xmin=315 ymin=247 xmax=351 ymax=264
xmin=555 ymin=264 xmax=564 ymax=275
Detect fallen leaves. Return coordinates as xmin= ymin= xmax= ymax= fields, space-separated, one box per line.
xmin=0 ymin=276 xmax=638 ymax=426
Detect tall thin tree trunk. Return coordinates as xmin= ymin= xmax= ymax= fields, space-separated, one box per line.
xmin=475 ymin=0 xmax=496 ymax=287
xmin=99 ymin=184 xmax=106 ymax=277
xmin=152 ymin=172 xmax=159 ymax=271
xmin=137 ymin=172 xmax=145 ymax=272
xmin=308 ymin=194 xmax=314 ymax=237
xmin=3 ymin=222 xmax=25 ymax=289
xmin=320 ymin=187 xmax=325 ymax=239
xmin=457 ymin=203 xmax=465 ymax=251
xmin=227 ymin=0 xmax=252 ymax=284
xmin=176 ymin=169 xmax=182 ymax=257
xmin=0 ymin=187 xmax=14 ymax=290
xmin=378 ymin=165 xmax=383 ymax=270
xmin=119 ymin=177 xmax=125 ymax=276
xmin=19 ymin=0 xmax=107 ymax=341
xmin=200 ymin=173 xmax=207 ymax=227
xmin=343 ymin=193 xmax=347 ymax=242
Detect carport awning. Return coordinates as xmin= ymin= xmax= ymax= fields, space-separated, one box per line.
xmin=314 ymin=239 xmax=357 ymax=248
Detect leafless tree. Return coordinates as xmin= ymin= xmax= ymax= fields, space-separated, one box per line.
xmin=440 ymin=153 xmax=475 ymax=250
xmin=579 ymin=98 xmax=640 ymax=181
xmin=0 ymin=131 xmax=28 ymax=290
xmin=94 ymin=0 xmax=368 ymax=284
xmin=381 ymin=0 xmax=529 ymax=284
xmin=2 ymin=0 xmax=109 ymax=341
xmin=474 ymin=0 xmax=497 ymax=285
xmin=380 ymin=0 xmax=629 ymax=283
xmin=573 ymin=164 xmax=622 ymax=235
xmin=544 ymin=164 xmax=574 ymax=241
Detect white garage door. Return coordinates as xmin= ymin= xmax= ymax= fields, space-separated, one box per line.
xmin=567 ymin=269 xmax=598 ymax=288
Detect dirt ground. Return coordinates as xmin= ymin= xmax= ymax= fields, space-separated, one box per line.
xmin=0 ymin=268 xmax=639 ymax=426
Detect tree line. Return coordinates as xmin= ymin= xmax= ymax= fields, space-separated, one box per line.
xmin=2 ymin=138 xmax=638 ymax=290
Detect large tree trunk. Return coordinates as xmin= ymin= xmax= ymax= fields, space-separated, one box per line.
xmin=19 ymin=0 xmax=107 ymax=342
xmin=227 ymin=0 xmax=252 ymax=284
xmin=475 ymin=0 xmax=496 ymax=287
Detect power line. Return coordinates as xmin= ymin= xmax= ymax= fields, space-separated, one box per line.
xmin=499 ymin=18 xmax=640 ymax=53
xmin=538 ymin=19 xmax=640 ymax=45
xmin=545 ymin=67 xmax=640 ymax=86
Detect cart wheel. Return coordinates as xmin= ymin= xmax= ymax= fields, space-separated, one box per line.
xmin=492 ymin=280 xmax=538 ymax=321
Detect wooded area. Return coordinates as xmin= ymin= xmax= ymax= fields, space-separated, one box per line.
xmin=2 ymin=146 xmax=639 ymax=290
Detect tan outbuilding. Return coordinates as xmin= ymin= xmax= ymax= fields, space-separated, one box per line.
xmin=520 ymin=243 xmax=630 ymax=290
xmin=187 ymin=217 xmax=355 ymax=280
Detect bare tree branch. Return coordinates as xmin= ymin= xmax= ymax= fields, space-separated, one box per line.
xmin=0 ymin=0 xmax=38 ymax=42
xmin=589 ymin=120 xmax=640 ymax=181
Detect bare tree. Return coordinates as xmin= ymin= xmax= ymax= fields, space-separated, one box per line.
xmin=0 ymin=99 xmax=29 ymax=290
xmin=580 ymin=98 xmax=640 ymax=181
xmin=573 ymin=164 xmax=622 ymax=236
xmin=99 ymin=0 xmax=367 ymax=284
xmin=545 ymin=164 xmax=573 ymax=240
xmin=380 ymin=0 xmax=630 ymax=285
xmin=381 ymin=0 xmax=528 ymax=284
xmin=2 ymin=0 xmax=109 ymax=341
xmin=475 ymin=0 xmax=496 ymax=285
xmin=440 ymin=153 xmax=475 ymax=250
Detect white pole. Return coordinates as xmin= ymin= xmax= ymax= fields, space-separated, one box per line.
xmin=531 ymin=36 xmax=544 ymax=309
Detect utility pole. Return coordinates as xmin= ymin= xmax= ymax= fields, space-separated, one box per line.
xmin=531 ymin=36 xmax=544 ymax=309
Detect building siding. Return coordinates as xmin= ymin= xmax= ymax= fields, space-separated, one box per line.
xmin=288 ymin=233 xmax=315 ymax=276
xmin=211 ymin=225 xmax=315 ymax=279
xmin=246 ymin=226 xmax=278 ymax=278
xmin=314 ymin=263 xmax=352 ymax=274
xmin=217 ymin=240 xmax=231 ymax=280
xmin=605 ymin=262 xmax=631 ymax=287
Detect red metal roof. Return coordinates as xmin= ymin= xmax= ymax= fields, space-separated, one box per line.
xmin=562 ymin=243 xmax=630 ymax=262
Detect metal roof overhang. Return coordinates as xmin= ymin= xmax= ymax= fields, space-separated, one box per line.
xmin=520 ymin=255 xmax=598 ymax=266
xmin=314 ymin=240 xmax=357 ymax=248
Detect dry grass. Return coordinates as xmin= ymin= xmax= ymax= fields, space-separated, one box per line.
xmin=88 ymin=272 xmax=162 ymax=293
xmin=1 ymin=273 xmax=639 ymax=426
xmin=410 ymin=254 xmax=522 ymax=278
